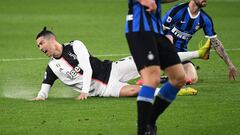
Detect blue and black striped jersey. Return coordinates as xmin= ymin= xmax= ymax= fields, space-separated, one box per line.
xmin=162 ymin=3 xmax=216 ymax=52
xmin=125 ymin=0 xmax=163 ymax=34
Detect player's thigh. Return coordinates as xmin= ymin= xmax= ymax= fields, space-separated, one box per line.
xmin=183 ymin=62 xmax=198 ymax=82
xmin=119 ymin=85 xmax=140 ymax=97
xmin=164 ymin=63 xmax=185 ymax=80
xmin=126 ymin=32 xmax=160 ymax=72
xmin=104 ymin=80 xmax=129 ymax=97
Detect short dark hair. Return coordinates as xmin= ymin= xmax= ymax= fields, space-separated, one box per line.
xmin=36 ymin=26 xmax=55 ymax=39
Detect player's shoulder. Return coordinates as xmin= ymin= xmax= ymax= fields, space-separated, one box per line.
xmin=173 ymin=2 xmax=188 ymax=10
xmin=168 ymin=2 xmax=188 ymax=13
xmin=63 ymin=40 xmax=85 ymax=47
xmin=200 ymin=9 xmax=213 ymax=20
xmin=72 ymin=40 xmax=84 ymax=45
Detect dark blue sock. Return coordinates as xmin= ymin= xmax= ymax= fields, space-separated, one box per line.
xmin=158 ymin=81 xmax=179 ymax=102
xmin=137 ymin=85 xmax=155 ymax=103
xmin=150 ymin=82 xmax=180 ymax=126
xmin=137 ymin=85 xmax=155 ymax=134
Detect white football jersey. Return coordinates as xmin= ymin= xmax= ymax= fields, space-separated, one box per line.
xmin=37 ymin=40 xmax=112 ymax=98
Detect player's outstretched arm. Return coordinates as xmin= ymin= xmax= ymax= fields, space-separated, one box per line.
xmin=31 ymin=83 xmax=51 ymax=101
xmin=210 ymin=37 xmax=237 ymax=80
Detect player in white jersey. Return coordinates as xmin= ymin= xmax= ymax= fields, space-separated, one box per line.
xmin=33 ymin=27 xmax=209 ymax=100
xmin=33 ymin=27 xmax=142 ymax=100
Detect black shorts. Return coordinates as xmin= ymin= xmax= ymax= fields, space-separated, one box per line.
xmin=126 ymin=32 xmax=180 ymax=71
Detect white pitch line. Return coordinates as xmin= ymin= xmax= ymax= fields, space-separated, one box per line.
xmin=1 ymin=48 xmax=240 ymax=62
xmin=0 ymin=53 xmax=129 ymax=62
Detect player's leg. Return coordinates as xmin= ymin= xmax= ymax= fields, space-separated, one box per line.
xmin=149 ymin=35 xmax=186 ymax=131
xmin=177 ymin=39 xmax=211 ymax=62
xmin=126 ymin=32 xmax=161 ymax=135
xmin=149 ymin=63 xmax=186 ymax=127
xmin=119 ymin=85 xmax=140 ymax=97
xmin=136 ymin=39 xmax=210 ymax=85
xmin=183 ymin=62 xmax=198 ymax=84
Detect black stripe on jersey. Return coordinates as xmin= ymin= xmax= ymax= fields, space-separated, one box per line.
xmin=128 ymin=0 xmax=133 ymax=32
xmin=179 ymin=40 xmax=186 ymax=52
xmin=173 ymin=36 xmax=186 ymax=52
xmin=89 ymin=55 xmax=112 ymax=84
xmin=140 ymin=7 xmax=145 ymax=31
xmin=173 ymin=36 xmax=177 ymax=45
xmin=155 ymin=11 xmax=161 ymax=32
xmin=145 ymin=9 xmax=154 ymax=32
xmin=165 ymin=3 xmax=188 ymax=27
xmin=61 ymin=45 xmax=80 ymax=68
xmin=185 ymin=18 xmax=194 ymax=32
xmin=199 ymin=13 xmax=204 ymax=28
xmin=176 ymin=9 xmax=188 ymax=28
xmin=43 ymin=65 xmax=58 ymax=85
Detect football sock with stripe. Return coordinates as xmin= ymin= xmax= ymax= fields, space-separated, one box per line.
xmin=137 ymin=85 xmax=155 ymax=134
xmin=150 ymin=81 xmax=179 ymax=126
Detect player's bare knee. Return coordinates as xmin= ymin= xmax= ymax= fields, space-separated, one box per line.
xmin=169 ymin=73 xmax=186 ymax=88
xmin=187 ymin=74 xmax=198 ymax=84
xmin=140 ymin=67 xmax=161 ymax=87
xmin=142 ymin=75 xmax=160 ymax=87
xmin=131 ymin=88 xmax=139 ymax=96
xmin=191 ymin=76 xmax=198 ymax=84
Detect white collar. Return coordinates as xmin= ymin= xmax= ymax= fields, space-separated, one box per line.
xmin=187 ymin=7 xmax=200 ymax=19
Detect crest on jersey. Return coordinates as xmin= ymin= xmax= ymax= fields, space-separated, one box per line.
xmin=195 ymin=24 xmax=200 ymax=30
xmin=68 ymin=52 xmax=77 ymax=60
xmin=167 ymin=16 xmax=172 ymax=23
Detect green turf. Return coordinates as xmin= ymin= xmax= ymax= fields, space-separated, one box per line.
xmin=1 ymin=0 xmax=240 ymax=135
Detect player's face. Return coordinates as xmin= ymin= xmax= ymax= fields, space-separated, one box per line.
xmin=194 ymin=0 xmax=207 ymax=8
xmin=36 ymin=36 xmax=55 ymax=57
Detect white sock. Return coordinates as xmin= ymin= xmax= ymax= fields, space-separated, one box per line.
xmin=177 ymin=51 xmax=199 ymax=62
xmin=154 ymin=87 xmax=161 ymax=96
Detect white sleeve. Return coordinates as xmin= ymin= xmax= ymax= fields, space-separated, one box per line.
xmin=37 ymin=83 xmax=51 ymax=98
xmin=72 ymin=40 xmax=92 ymax=94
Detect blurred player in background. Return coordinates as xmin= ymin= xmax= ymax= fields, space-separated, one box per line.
xmin=162 ymin=0 xmax=237 ymax=84
xmin=33 ymin=27 xmax=142 ymax=101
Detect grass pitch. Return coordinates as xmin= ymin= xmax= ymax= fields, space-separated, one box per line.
xmin=0 ymin=0 xmax=240 ymax=135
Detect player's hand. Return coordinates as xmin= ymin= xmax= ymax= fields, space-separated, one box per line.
xmin=228 ymin=64 xmax=237 ymax=80
xmin=75 ymin=93 xmax=88 ymax=100
xmin=31 ymin=97 xmax=46 ymax=101
xmin=138 ymin=0 xmax=157 ymax=13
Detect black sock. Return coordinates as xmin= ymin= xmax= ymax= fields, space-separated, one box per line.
xmin=149 ymin=96 xmax=171 ymax=126
xmin=137 ymin=101 xmax=153 ymax=134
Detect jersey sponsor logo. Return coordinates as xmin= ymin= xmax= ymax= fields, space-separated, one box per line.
xmin=66 ymin=65 xmax=82 ymax=79
xmin=66 ymin=70 xmax=78 ymax=79
xmin=171 ymin=27 xmax=192 ymax=40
